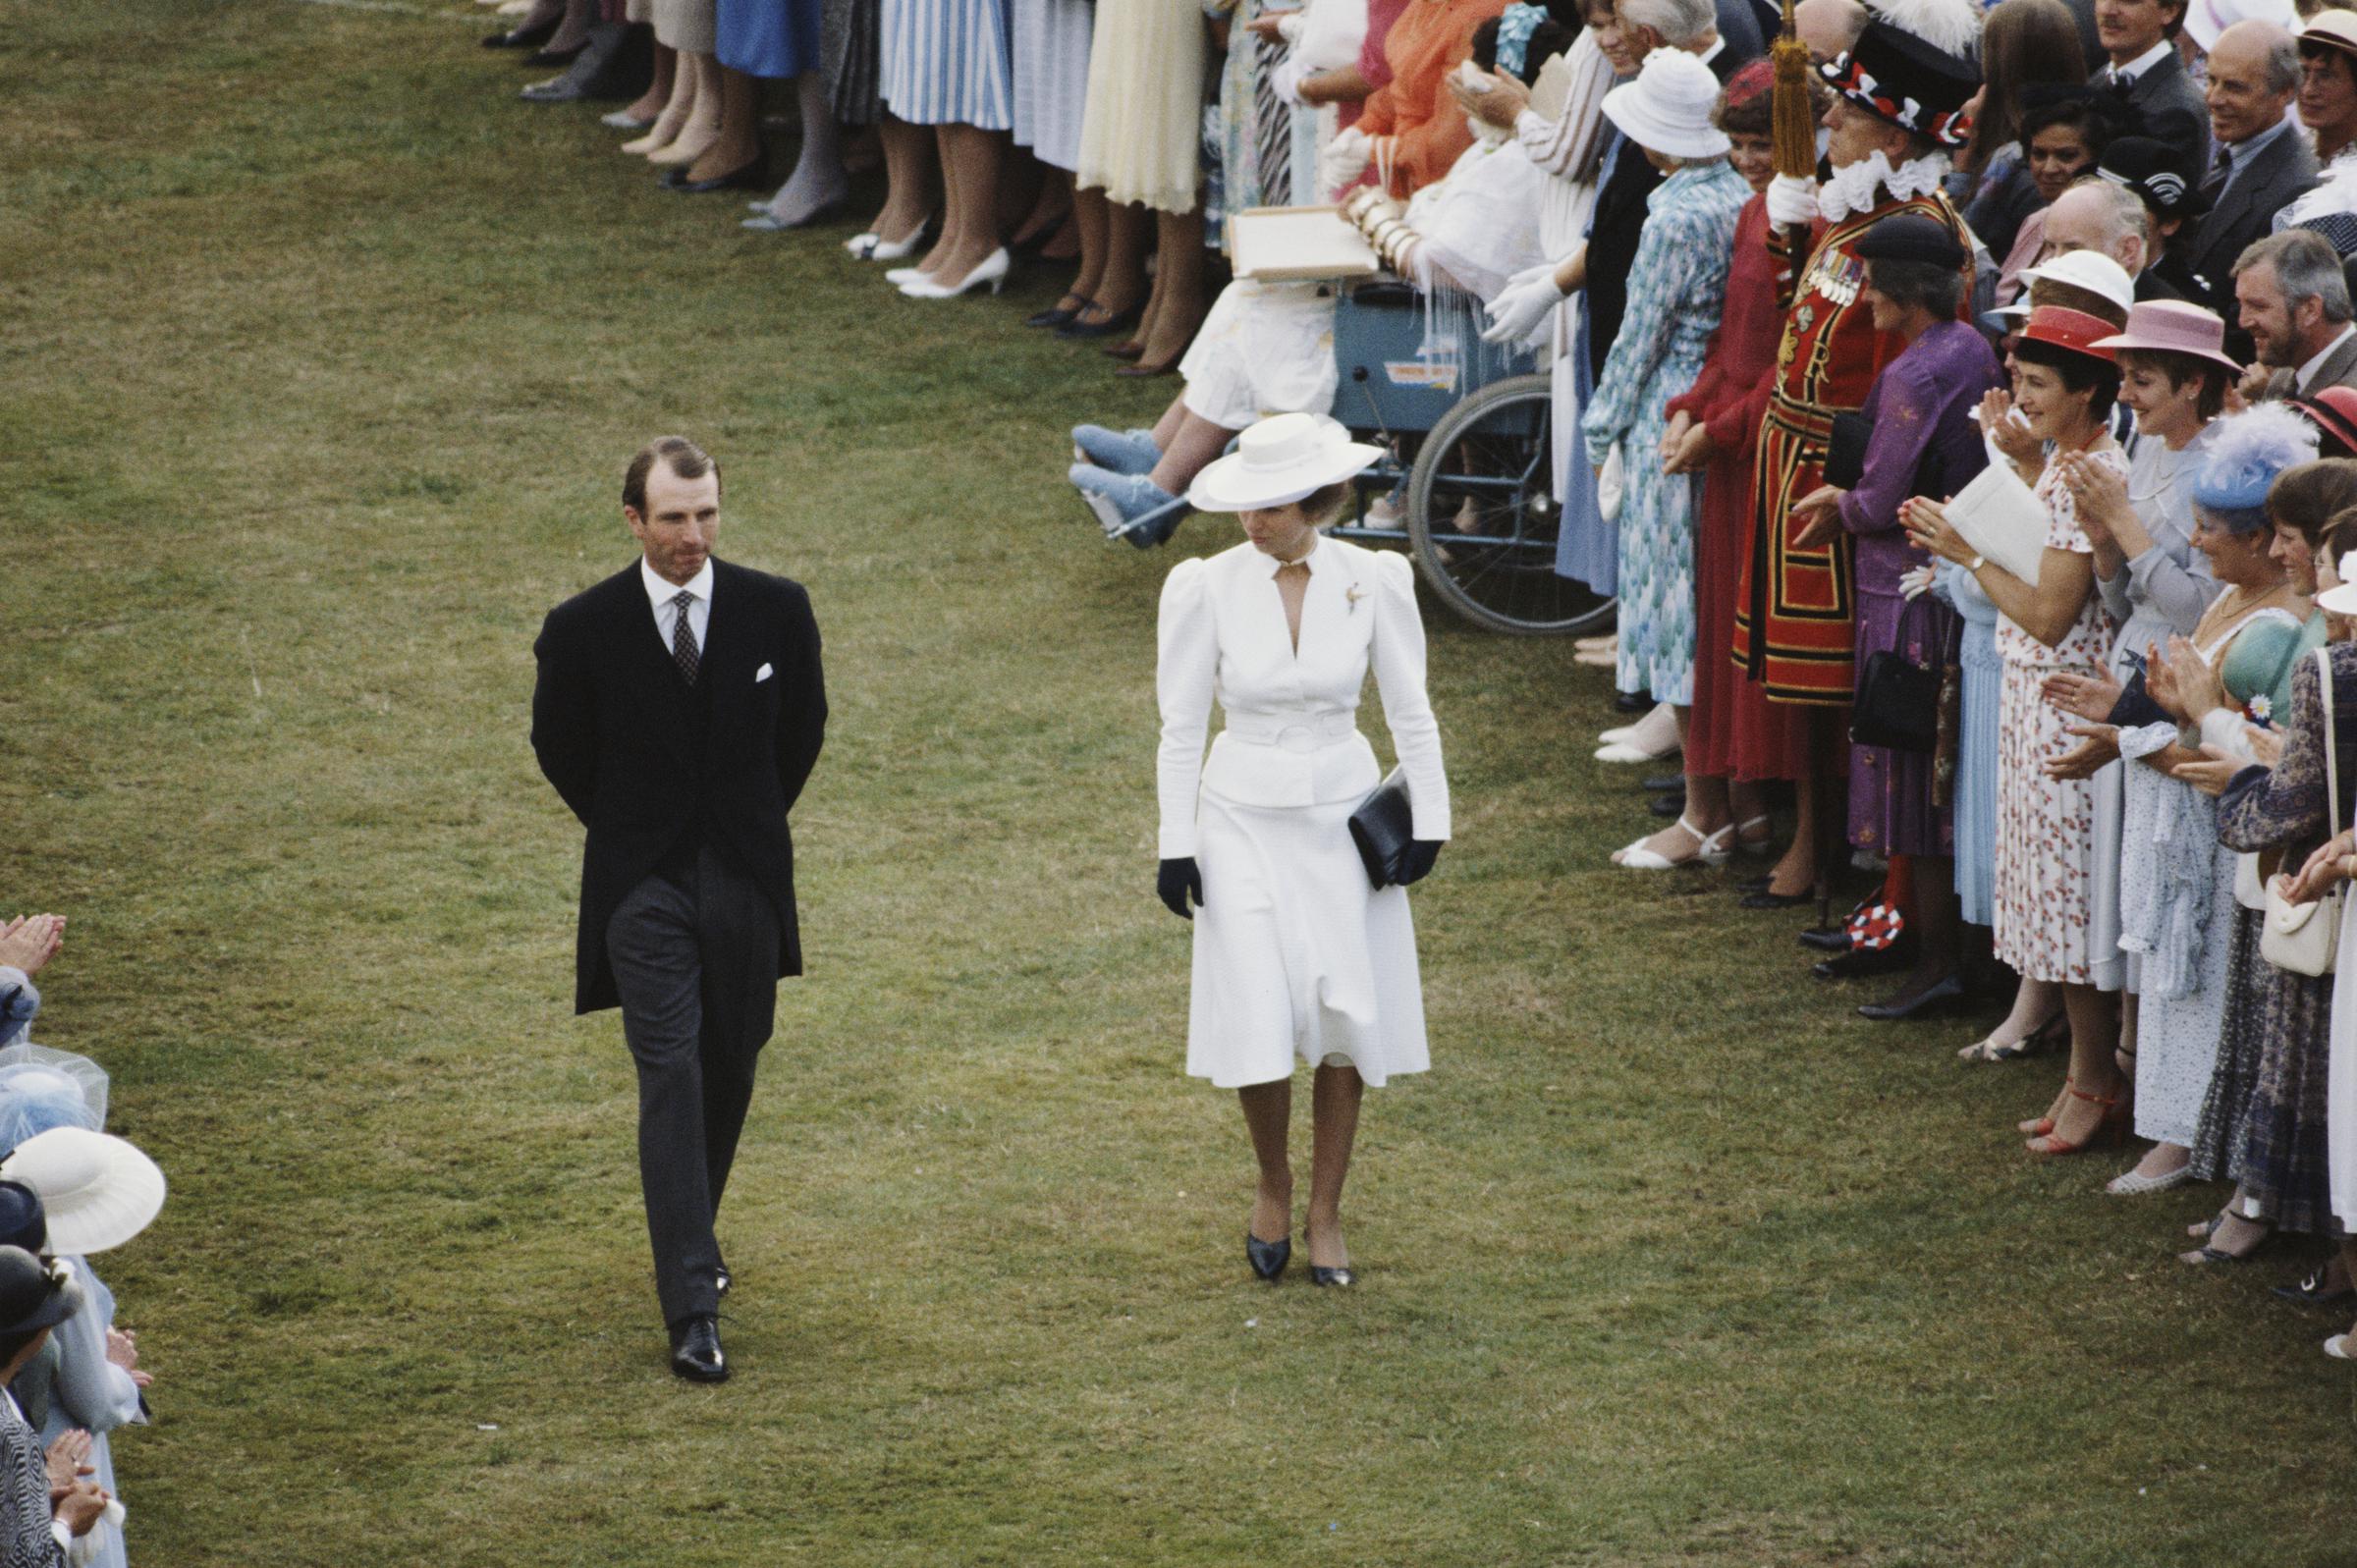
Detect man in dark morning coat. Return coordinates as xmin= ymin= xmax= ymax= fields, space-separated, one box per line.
xmin=530 ymin=436 xmax=826 ymax=1382
xmin=2187 ymin=19 xmax=2319 ymax=351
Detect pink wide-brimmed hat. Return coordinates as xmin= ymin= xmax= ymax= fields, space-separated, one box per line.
xmin=2091 ymin=299 xmax=2244 ymax=376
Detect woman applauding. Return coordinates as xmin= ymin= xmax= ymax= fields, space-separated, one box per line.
xmin=1903 ymin=306 xmax=2127 ymax=1157
xmin=1154 ymin=414 xmax=1451 ymax=1288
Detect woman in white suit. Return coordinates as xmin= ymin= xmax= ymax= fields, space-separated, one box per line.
xmin=1155 ymin=413 xmax=1451 ymax=1287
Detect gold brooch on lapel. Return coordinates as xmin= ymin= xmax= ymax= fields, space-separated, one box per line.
xmin=1345 ymin=582 xmax=1366 ymax=612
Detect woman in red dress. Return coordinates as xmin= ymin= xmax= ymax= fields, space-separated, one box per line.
xmin=1616 ymin=63 xmax=1810 ymax=871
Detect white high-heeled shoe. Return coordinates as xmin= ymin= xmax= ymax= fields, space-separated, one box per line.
xmin=885 ymin=264 xmax=930 ymax=285
xmin=1612 ymin=817 xmax=1732 ymax=870
xmin=901 ymin=247 xmax=1010 ymax=298
xmin=1597 ymin=701 xmax=1675 ymax=751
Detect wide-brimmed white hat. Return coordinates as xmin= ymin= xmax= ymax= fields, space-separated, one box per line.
xmin=2322 ymin=551 xmax=2357 ymax=616
xmin=1601 ymin=49 xmax=1731 ymax=161
xmin=2021 ymin=250 xmax=2136 ymax=315
xmin=0 ymin=1129 xmax=163 ymax=1256
xmin=1187 ymin=413 xmax=1383 ymax=514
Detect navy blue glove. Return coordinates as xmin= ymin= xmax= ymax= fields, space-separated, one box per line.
xmin=1158 ymin=857 xmax=1205 ymax=919
xmin=1398 ymin=839 xmax=1443 ymax=886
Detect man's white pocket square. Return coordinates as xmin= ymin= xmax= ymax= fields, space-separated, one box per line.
xmin=755 ymin=663 xmax=774 ymax=683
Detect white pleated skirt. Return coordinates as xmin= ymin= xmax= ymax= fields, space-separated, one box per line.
xmin=1187 ymin=785 xmax=1428 ymax=1089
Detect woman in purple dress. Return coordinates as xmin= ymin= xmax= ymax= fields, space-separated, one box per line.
xmin=1789 ymin=214 xmax=2004 ymax=1019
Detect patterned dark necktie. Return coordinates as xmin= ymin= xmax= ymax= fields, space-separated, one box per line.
xmin=670 ymin=589 xmax=700 ymax=686
xmin=1253 ymin=31 xmax=1292 ymax=206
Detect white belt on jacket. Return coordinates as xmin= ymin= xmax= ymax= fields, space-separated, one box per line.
xmin=1220 ymin=710 xmax=1360 ymax=754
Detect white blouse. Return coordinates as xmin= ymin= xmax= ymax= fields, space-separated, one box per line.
xmin=1156 ymin=536 xmax=1452 ymax=858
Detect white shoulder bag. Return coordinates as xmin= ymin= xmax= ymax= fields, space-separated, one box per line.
xmin=2263 ymin=647 xmax=2343 ymax=977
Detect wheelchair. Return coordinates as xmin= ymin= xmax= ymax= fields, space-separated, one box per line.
xmin=1324 ymin=278 xmax=1613 ymax=637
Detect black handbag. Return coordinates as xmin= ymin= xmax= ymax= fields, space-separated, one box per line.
xmin=1850 ymin=650 xmax=1942 ymax=753
xmin=1348 ymin=767 xmax=1414 ymax=889
xmin=1823 ymin=411 xmax=1873 ymax=491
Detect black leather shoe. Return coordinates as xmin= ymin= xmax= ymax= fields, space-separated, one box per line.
xmin=520 ymin=76 xmax=590 ymax=102
xmin=1613 ymin=690 xmax=1652 ymax=714
xmin=1739 ymin=888 xmax=1813 ymax=910
xmin=483 ymin=16 xmax=559 ymax=48
xmin=662 ymin=156 xmax=769 ymax=193
xmin=668 ymin=1315 xmax=728 ymax=1382
xmin=1246 ymin=1232 xmax=1290 ymax=1282
xmin=2273 ymin=1264 xmax=2355 ymax=1309
xmin=1309 ymin=1266 xmax=1355 ymax=1287
xmin=1025 ymin=300 xmax=1085 ymax=329
xmin=1857 ymin=974 xmax=1966 ymax=1021
xmin=1056 ymin=301 xmax=1144 ymax=340
xmin=1648 ymin=792 xmax=1687 ymax=818
xmin=1812 ymin=946 xmax=1912 ymax=982
xmin=1641 ymin=773 xmax=1684 ymax=793
xmin=521 ymin=38 xmax=589 ymax=68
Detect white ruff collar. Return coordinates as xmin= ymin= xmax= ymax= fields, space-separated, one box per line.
xmin=1819 ymin=149 xmax=1952 ymax=222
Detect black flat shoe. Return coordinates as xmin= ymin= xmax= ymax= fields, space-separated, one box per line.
xmin=1025 ymin=297 xmax=1087 ymax=329
xmin=1739 ymin=889 xmax=1813 ymax=910
xmin=2273 ymin=1264 xmax=2355 ymax=1308
xmin=1796 ymin=924 xmax=1851 ymax=950
xmin=1309 ymin=1266 xmax=1355 ymax=1287
xmin=1057 ymin=302 xmax=1143 ymax=340
xmin=1813 ymin=946 xmax=1913 ymax=982
xmin=1613 ymin=691 xmax=1653 ymax=715
xmin=668 ymin=1315 xmax=728 ymax=1382
xmin=1641 ymin=773 xmax=1684 ymax=793
xmin=1857 ymin=974 xmax=1966 ymax=1021
xmin=1246 ymin=1232 xmax=1290 ymax=1282
xmin=521 ymin=38 xmax=590 ymax=67
xmin=662 ymin=156 xmax=769 ymax=194
xmin=483 ymin=16 xmax=559 ymax=47
xmin=1647 ymin=792 xmax=1688 ymax=819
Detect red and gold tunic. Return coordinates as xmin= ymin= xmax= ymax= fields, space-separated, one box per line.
xmin=1731 ymin=189 xmax=1973 ymax=705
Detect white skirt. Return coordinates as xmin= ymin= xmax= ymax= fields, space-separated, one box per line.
xmin=1179 ymin=278 xmax=1338 ymax=433
xmin=1187 ymin=785 xmax=1428 ymax=1089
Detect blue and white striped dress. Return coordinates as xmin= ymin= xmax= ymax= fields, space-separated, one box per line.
xmin=1012 ymin=0 xmax=1093 ymax=172
xmin=879 ymin=0 xmax=1014 ymax=130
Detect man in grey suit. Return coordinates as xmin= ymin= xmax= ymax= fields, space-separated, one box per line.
xmin=2189 ymin=20 xmax=2319 ymax=350
xmin=2238 ymin=230 xmax=2357 ymax=400
xmin=2091 ymin=0 xmax=2209 ymax=165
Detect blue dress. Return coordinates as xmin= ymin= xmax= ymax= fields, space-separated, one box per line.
xmin=1937 ymin=560 xmax=2001 ymax=927
xmin=1578 ymin=159 xmax=1748 ymax=706
xmin=719 ymin=0 xmax=823 ymax=78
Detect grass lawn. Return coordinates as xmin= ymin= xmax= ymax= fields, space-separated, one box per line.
xmin=5 ymin=2 xmax=2354 ymax=1562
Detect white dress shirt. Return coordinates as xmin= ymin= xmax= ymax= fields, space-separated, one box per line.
xmin=639 ymin=558 xmax=713 ymax=655
xmin=1156 ymin=535 xmax=1451 ymax=858
xmin=2104 ymin=39 xmax=2172 ymax=84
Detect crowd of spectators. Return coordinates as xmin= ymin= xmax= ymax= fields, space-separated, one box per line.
xmin=482 ymin=0 xmax=2357 ymax=1360
xmin=0 ymin=919 xmax=165 ymax=1566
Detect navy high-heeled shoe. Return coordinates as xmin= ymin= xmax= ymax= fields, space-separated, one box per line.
xmin=1246 ymin=1232 xmax=1290 ymax=1282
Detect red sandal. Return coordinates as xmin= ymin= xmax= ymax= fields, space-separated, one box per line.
xmin=2026 ymin=1084 xmax=2128 ymax=1158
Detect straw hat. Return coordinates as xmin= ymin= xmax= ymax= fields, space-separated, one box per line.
xmin=0 ymin=1129 xmax=163 ymax=1257
xmin=2302 ymin=9 xmax=2357 ymax=62
xmin=1187 ymin=414 xmax=1383 ymax=514
xmin=1601 ymin=50 xmax=1731 ymax=161
xmin=2092 ymin=299 xmax=2244 ymax=375
xmin=2018 ymin=305 xmax=2122 ymax=360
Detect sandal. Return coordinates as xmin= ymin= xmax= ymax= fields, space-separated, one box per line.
xmin=2025 ymin=1083 xmax=2127 ymax=1157
xmin=1613 ymin=815 xmax=1732 ymax=870
xmin=1959 ymin=1011 xmax=2065 ymax=1064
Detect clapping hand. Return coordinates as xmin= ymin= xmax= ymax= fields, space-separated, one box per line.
xmin=2164 ymin=633 xmax=2229 ymax=722
xmin=1898 ymin=564 xmax=1937 ymax=600
xmin=43 ymin=1431 xmax=90 ymax=1502
xmin=1788 ymin=484 xmax=1847 ymax=550
xmin=1900 ymin=496 xmax=1974 ymax=567
xmin=1447 ymin=65 xmax=1529 ymax=127
xmin=105 ymin=1326 xmax=149 ymax=1388
xmin=2055 ymin=450 xmax=2129 ymax=544
xmin=2044 ymin=723 xmax=2120 ymax=780
xmin=1482 ymin=260 xmax=1568 ymax=346
xmin=2169 ymin=741 xmax=2247 ymax=796
xmin=1978 ymin=389 xmax=2042 ymax=468
xmin=0 ymin=915 xmax=64 ymax=978
xmin=2042 ymin=670 xmax=2123 ymax=724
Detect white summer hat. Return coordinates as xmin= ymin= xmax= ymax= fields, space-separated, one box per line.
xmin=1187 ymin=413 xmax=1384 ymax=514
xmin=2020 ymin=249 xmax=2136 ymax=315
xmin=0 ymin=1129 xmax=163 ymax=1256
xmin=1600 ymin=48 xmax=1732 ymax=161
xmin=2321 ymin=551 xmax=2357 ymax=616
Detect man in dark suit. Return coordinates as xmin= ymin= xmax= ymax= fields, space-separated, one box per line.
xmin=2188 ymin=19 xmax=2319 ymax=351
xmin=530 ymin=436 xmax=826 ymax=1382
xmin=2090 ymin=0 xmax=2210 ymax=166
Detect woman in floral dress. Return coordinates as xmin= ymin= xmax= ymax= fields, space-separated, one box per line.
xmin=1902 ymin=306 xmax=2126 ymax=1157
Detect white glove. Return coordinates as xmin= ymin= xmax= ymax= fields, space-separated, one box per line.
xmin=1765 ymin=174 xmax=1819 ymax=228
xmin=1320 ymin=127 xmax=1372 ymax=197
xmin=1898 ymin=564 xmax=1936 ymax=601
xmin=1272 ymin=53 xmax=1311 ymax=106
xmin=1481 ymin=264 xmax=1568 ymax=346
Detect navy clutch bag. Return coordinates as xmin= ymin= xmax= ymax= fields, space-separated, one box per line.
xmin=1347 ymin=767 xmax=1414 ymax=890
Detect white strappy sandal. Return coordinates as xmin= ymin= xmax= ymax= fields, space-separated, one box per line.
xmin=1612 ymin=816 xmax=1733 ymax=870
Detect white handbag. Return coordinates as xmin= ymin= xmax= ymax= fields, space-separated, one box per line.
xmin=2263 ymin=648 xmax=2344 ymax=977
xmin=1597 ymin=442 xmax=1626 ymax=523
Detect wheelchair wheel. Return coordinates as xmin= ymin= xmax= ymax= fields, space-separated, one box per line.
xmin=1405 ymin=373 xmax=1615 ymax=636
